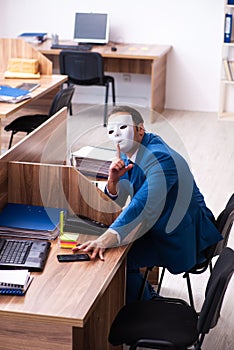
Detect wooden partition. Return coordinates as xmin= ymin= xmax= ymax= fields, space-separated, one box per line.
xmin=0 ymin=107 xmax=67 ymax=208
xmin=1 ymin=107 xmax=67 ymax=164
xmin=0 ymin=107 xmax=121 ymax=224
xmin=8 ymin=162 xmax=120 ymax=226
xmin=0 ymin=38 xmax=52 ymax=74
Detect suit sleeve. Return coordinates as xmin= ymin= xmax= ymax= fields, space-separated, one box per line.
xmin=109 ymin=150 xmax=176 ymax=243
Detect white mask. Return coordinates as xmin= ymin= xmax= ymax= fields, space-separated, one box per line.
xmin=107 ymin=114 xmax=134 ymax=153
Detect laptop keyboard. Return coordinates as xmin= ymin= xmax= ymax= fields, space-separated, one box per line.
xmin=0 ymin=240 xmax=32 ymax=264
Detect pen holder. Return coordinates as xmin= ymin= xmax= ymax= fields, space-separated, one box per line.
xmin=52 ymin=33 xmax=59 ymax=45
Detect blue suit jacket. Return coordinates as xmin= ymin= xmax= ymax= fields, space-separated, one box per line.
xmin=106 ymin=132 xmax=222 ymax=274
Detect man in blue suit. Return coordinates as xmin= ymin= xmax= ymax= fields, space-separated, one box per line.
xmin=73 ymin=106 xmax=222 ymax=303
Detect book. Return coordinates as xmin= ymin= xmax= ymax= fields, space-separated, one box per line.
xmin=224 ymin=59 xmax=232 ymax=80
xmin=0 ymin=269 xmax=33 ymax=295
xmin=0 ymin=203 xmax=65 ymax=240
xmin=228 ymin=60 xmax=234 ymax=80
xmin=18 ymin=32 xmax=47 ymax=43
xmin=0 ymin=85 xmax=31 ymax=103
xmin=71 ymin=146 xmax=116 ymax=179
xmin=224 ymin=13 xmax=232 ymax=43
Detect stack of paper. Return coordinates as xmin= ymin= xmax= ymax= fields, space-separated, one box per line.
xmin=4 ymin=57 xmax=41 ymax=79
xmin=58 ymin=232 xmax=79 ymax=249
xmin=7 ymin=58 xmax=39 ymax=74
xmin=0 ymin=269 xmax=33 ymax=296
xmin=0 ymin=85 xmax=31 ymax=103
xmin=71 ymin=146 xmax=116 ymax=179
xmin=0 ymin=203 xmax=64 ymax=240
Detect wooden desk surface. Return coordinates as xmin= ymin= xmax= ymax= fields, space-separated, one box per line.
xmin=0 ymin=74 xmax=67 ymax=119
xmin=34 ymin=39 xmax=171 ymax=60
xmin=0 ymin=236 xmax=128 ymax=327
xmin=0 ymin=234 xmax=128 ymax=349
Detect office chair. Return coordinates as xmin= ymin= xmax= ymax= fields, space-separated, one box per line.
xmin=59 ymin=50 xmax=116 ymax=126
xmin=4 ymin=86 xmax=75 ymax=149
xmin=213 ymin=193 xmax=234 ymax=256
xmin=139 ymin=193 xmax=234 ymax=309
xmin=109 ymin=247 xmax=234 ymax=350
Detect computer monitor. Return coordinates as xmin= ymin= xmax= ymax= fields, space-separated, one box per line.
xmin=74 ymin=12 xmax=109 ymax=45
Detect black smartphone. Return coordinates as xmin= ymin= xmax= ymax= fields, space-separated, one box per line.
xmin=57 ymin=254 xmax=90 ymax=262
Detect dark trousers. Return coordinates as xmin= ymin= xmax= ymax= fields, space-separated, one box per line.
xmin=126 ymin=233 xmax=159 ymax=304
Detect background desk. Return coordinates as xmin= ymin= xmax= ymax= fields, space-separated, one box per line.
xmin=35 ymin=40 xmax=171 ymax=120
xmin=0 ymin=38 xmax=68 ymax=151
xmin=0 ymin=74 xmax=67 ymax=150
xmin=0 ymin=74 xmax=67 ymax=119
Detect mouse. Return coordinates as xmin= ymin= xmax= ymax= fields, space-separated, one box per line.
xmin=111 ymin=46 xmax=117 ymax=52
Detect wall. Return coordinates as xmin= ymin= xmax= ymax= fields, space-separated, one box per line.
xmin=0 ymin=0 xmax=224 ymax=112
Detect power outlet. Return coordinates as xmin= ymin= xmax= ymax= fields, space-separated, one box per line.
xmin=123 ymin=74 xmax=131 ymax=82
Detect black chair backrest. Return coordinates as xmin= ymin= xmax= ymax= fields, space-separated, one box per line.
xmin=214 ymin=194 xmax=234 ymax=256
xmin=197 ymin=247 xmax=234 ymax=334
xmin=59 ymin=51 xmax=104 ymax=86
xmin=48 ymin=86 xmax=75 ymax=117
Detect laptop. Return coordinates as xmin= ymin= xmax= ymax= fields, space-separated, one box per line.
xmin=0 ymin=238 xmax=51 ymax=271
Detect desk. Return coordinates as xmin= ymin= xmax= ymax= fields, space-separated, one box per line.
xmin=0 ymin=74 xmax=67 ymax=151
xmin=0 ymin=238 xmax=128 ymax=350
xmin=35 ymin=40 xmax=172 ymax=119
xmin=0 ymin=108 xmax=125 ymax=349
xmin=0 ymin=38 xmax=68 ymax=150
xmin=0 ymin=74 xmax=67 ymax=119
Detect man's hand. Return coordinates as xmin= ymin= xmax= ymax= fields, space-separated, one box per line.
xmin=72 ymin=240 xmax=106 ymax=260
xmin=107 ymin=143 xmax=133 ymax=195
xmin=72 ymin=230 xmax=119 ymax=260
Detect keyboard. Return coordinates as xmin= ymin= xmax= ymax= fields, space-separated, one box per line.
xmin=0 ymin=240 xmax=32 ymax=264
xmin=51 ymin=44 xmax=92 ymax=51
xmin=64 ymin=214 xmax=109 ymax=235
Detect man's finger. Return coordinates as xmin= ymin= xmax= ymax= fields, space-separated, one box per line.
xmin=73 ymin=242 xmax=89 ymax=251
xmin=90 ymin=246 xmax=99 ymax=260
xmin=72 ymin=246 xmax=79 ymax=252
xmin=116 ymin=142 xmax=121 ymax=159
xmin=99 ymin=248 xmax=105 ymax=261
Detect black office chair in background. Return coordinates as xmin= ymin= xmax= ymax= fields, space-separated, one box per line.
xmin=139 ymin=193 xmax=234 ymax=309
xmin=59 ymin=50 xmax=116 ymax=126
xmin=4 ymin=86 xmax=75 ymax=149
xmin=108 ymin=247 xmax=234 ymax=350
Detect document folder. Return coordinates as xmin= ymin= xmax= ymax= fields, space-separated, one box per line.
xmin=0 ymin=203 xmax=64 ymax=240
xmin=0 ymin=85 xmax=31 ymax=103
